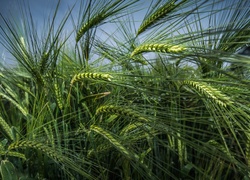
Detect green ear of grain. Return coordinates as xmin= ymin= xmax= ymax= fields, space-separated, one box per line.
xmin=120 ymin=122 xmax=144 ymax=135
xmin=91 ymin=125 xmax=136 ymax=159
xmin=18 ymin=36 xmax=45 ymax=86
xmin=8 ymin=140 xmax=94 ymax=179
xmin=0 ymin=116 xmax=14 ymax=141
xmin=130 ymin=55 xmax=148 ymax=65
xmin=76 ymin=0 xmax=123 ymax=42
xmin=0 ymin=160 xmax=18 ymax=180
xmin=137 ymin=0 xmax=176 ymax=35
xmin=19 ymin=36 xmax=29 ymax=64
xmin=137 ymin=0 xmax=188 ymax=35
xmin=0 ymin=150 xmax=26 ymax=160
xmin=54 ymin=82 xmax=63 ymax=110
xmin=76 ymin=14 xmax=105 ymax=42
xmin=0 ymin=93 xmax=28 ymax=117
xmin=91 ymin=125 xmax=154 ymax=179
xmin=70 ymin=72 xmax=113 ymax=85
xmin=207 ymin=140 xmax=236 ymax=163
xmin=39 ymin=52 xmax=49 ymax=74
xmin=182 ymin=80 xmax=233 ymax=107
xmin=31 ymin=67 xmax=46 ymax=86
xmin=96 ymin=105 xmax=149 ymax=122
xmin=131 ymin=43 xmax=187 ymax=57
xmin=8 ymin=140 xmax=64 ymax=162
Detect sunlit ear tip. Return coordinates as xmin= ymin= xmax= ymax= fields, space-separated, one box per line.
xmin=103 ymin=92 xmax=111 ymax=95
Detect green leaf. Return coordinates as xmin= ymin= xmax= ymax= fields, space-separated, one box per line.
xmin=0 ymin=160 xmax=18 ymax=180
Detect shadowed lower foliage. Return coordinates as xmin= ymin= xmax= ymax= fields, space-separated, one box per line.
xmin=0 ymin=0 xmax=250 ymax=179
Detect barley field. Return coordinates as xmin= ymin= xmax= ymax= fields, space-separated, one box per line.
xmin=0 ymin=0 xmax=250 ymax=179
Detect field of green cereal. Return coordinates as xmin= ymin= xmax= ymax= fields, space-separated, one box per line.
xmin=0 ymin=0 xmax=250 ymax=179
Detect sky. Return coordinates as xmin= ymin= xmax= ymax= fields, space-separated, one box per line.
xmin=0 ymin=0 xmax=76 ymax=19
xmin=0 ymin=0 xmax=74 ymax=65
xmin=1 ymin=0 xmax=247 ymax=66
xmin=0 ymin=0 xmax=149 ymax=66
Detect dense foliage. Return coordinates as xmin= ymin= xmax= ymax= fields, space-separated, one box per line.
xmin=0 ymin=0 xmax=250 ymax=179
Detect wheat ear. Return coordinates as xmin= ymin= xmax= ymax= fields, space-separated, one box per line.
xmin=0 ymin=92 xmax=28 ymax=116
xmin=39 ymin=52 xmax=49 ymax=74
xmin=0 ymin=116 xmax=14 ymax=141
xmin=76 ymin=0 xmax=122 ymax=42
xmin=91 ymin=125 xmax=153 ymax=178
xmin=96 ymin=105 xmax=149 ymax=122
xmin=76 ymin=14 xmax=105 ymax=42
xmin=8 ymin=140 xmax=94 ymax=179
xmin=70 ymin=72 xmax=113 ymax=86
xmin=120 ymin=122 xmax=144 ymax=135
xmin=207 ymin=140 xmax=235 ymax=162
xmin=90 ymin=125 xmax=140 ymax=160
xmin=1 ymin=150 xmax=26 ymax=160
xmin=131 ymin=43 xmax=186 ymax=57
xmin=182 ymin=80 xmax=233 ymax=107
xmin=8 ymin=140 xmax=65 ymax=162
xmin=137 ymin=0 xmax=176 ymax=35
xmin=54 ymin=82 xmax=63 ymax=110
